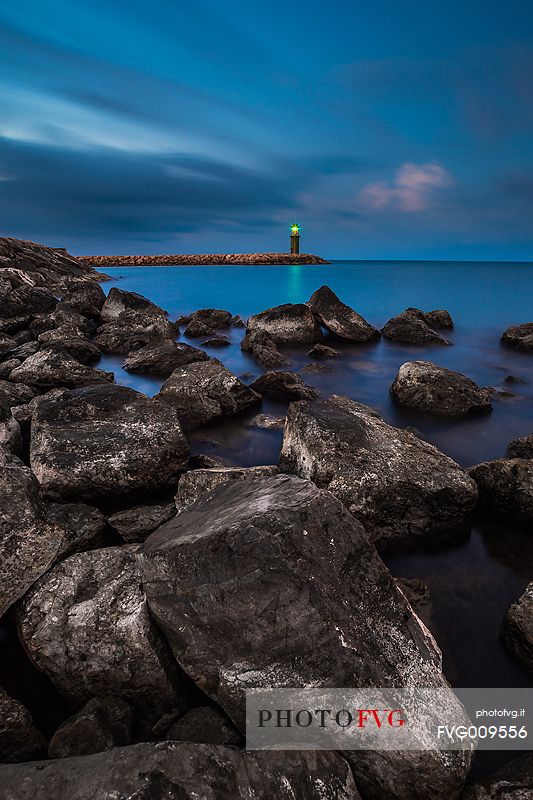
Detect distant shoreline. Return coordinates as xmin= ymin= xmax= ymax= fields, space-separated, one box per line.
xmin=77 ymin=252 xmax=329 ymax=267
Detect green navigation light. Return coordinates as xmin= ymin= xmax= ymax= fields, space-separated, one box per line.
xmin=290 ymin=224 xmax=300 ymax=234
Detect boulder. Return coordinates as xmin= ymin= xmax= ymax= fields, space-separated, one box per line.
xmin=0 ymin=687 xmax=47 ymax=763
xmin=501 ymin=323 xmax=533 ymax=351
xmin=17 ymin=546 xmax=190 ymax=732
xmin=503 ymin=582 xmax=533 ymax=672
xmin=156 ymin=359 xmax=261 ymax=432
xmin=241 ymin=328 xmax=289 ymax=368
xmin=94 ymin=311 xmax=176 ymax=354
xmin=280 ymin=395 xmax=478 ymax=549
xmin=184 ymin=319 xmax=214 ymax=337
xmin=183 ymin=309 xmax=232 ymax=336
xmin=0 ymin=285 xmax=58 ymax=333
xmin=396 ymin=578 xmax=433 ymax=629
xmin=0 ymin=333 xmax=16 ymax=358
xmin=308 ymin=343 xmax=340 ymax=359
xmin=231 ymin=314 xmax=246 ymax=328
xmin=123 ymin=340 xmax=209 ymax=377
xmin=187 ymin=453 xmax=227 ymax=469
xmin=250 ymin=370 xmax=318 ymax=401
xmin=202 ymin=335 xmax=231 ymax=347
xmin=51 ymin=301 xmax=96 ymax=335
xmin=0 ymin=414 xmax=22 ymax=454
xmin=38 ymin=325 xmax=101 ymax=364
xmin=307 ymin=285 xmax=380 ymax=341
xmin=142 ymin=475 xmax=470 ymax=800
xmin=0 ymin=237 xmax=104 ymax=289
xmin=469 ymin=459 xmax=533 ymax=525
xmin=100 ymin=287 xmax=169 ymax=324
xmin=247 ymin=303 xmax=322 ymax=345
xmin=0 ymin=448 xmax=64 ymax=617
xmin=507 ymin=433 xmax=533 ymax=459
xmin=48 ymin=696 xmax=133 ymax=759
xmin=9 ymin=348 xmax=113 ymax=391
xmin=462 ymin=754 xmax=533 ymax=799
xmin=30 ymin=384 xmax=189 ymax=500
xmin=62 ymin=281 xmax=106 ymax=316
xmin=46 ymin=502 xmax=108 ymax=557
xmin=391 ymin=361 xmax=493 ymax=417
xmin=0 ymin=742 xmax=359 ymax=800
xmin=166 ymin=706 xmax=242 ymax=746
xmin=382 ymin=310 xmax=452 ymax=346
xmin=0 ymin=358 xmax=20 ymax=379
xmin=174 ymin=465 xmax=279 ymax=514
xmin=8 ymin=340 xmax=40 ymax=360
xmin=405 ymin=307 xmax=454 ymax=329
xmin=0 ymin=379 xmax=35 ymax=415
xmin=108 ymin=502 xmax=176 ymax=543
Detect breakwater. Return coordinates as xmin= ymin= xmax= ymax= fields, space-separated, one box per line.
xmin=77 ymin=252 xmax=329 ymax=267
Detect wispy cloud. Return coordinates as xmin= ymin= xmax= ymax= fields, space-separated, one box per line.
xmin=359 ymin=162 xmax=454 ymax=212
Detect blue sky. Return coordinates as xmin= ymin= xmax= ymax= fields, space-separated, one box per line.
xmin=1 ymin=0 xmax=532 ymax=259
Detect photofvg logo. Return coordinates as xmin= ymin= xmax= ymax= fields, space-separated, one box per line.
xmin=246 ymin=688 xmax=533 ymax=751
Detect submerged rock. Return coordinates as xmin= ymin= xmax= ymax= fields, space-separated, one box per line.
xmin=166 ymin=706 xmax=242 ymax=746
xmin=280 ymin=395 xmax=477 ymax=549
xmin=391 ymin=361 xmax=492 ymax=417
xmin=174 ymin=465 xmax=279 ymax=514
xmin=0 ymin=742 xmax=359 ymax=800
xmin=142 ymin=474 xmax=470 ymax=799
xmin=48 ymin=696 xmax=133 ymax=759
xmin=307 ymin=342 xmax=340 ymax=359
xmin=9 ymin=348 xmax=113 ymax=390
xmin=0 ymin=687 xmax=47 ymax=763
xmin=469 ymin=459 xmax=533 ymax=525
xmin=507 ymin=433 xmax=533 ymax=459
xmin=202 ymin=334 xmax=230 ymax=347
xmin=108 ymin=502 xmax=176 ymax=543
xmin=123 ymin=339 xmax=209 ymax=377
xmin=307 ymin=285 xmax=380 ymax=341
xmin=382 ymin=309 xmax=452 ymax=345
xmin=250 ymin=370 xmax=318 ymax=401
xmin=17 ymin=546 xmax=190 ymax=732
xmin=156 ymin=358 xmax=261 ymax=431
xmin=30 ymin=384 xmax=189 ymax=500
xmin=247 ymin=303 xmax=322 ymax=345
xmin=501 ymin=323 xmax=533 ymax=351
xmin=503 ymin=582 xmax=533 ymax=673
xmin=241 ymin=328 xmax=289 ymax=368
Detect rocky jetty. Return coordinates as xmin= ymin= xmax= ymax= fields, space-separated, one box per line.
xmin=79 ymin=252 xmax=330 ymax=266
xmin=391 ymin=361 xmax=492 ymax=417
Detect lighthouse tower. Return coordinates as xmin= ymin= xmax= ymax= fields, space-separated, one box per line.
xmin=290 ymin=223 xmax=300 ymax=255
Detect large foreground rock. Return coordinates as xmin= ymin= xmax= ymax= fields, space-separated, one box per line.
xmin=280 ymin=396 xmax=477 ymax=548
xmin=142 ymin=475 xmax=470 ymax=800
xmin=391 ymin=361 xmax=492 ymax=417
xmin=0 ymin=742 xmax=359 ymax=800
xmin=48 ymin=696 xmax=133 ymax=759
xmin=17 ymin=547 xmax=190 ymax=732
xmin=247 ymin=303 xmax=322 ymax=345
xmin=30 ymin=384 xmax=189 ymax=500
xmin=174 ymin=465 xmax=279 ymax=513
xmin=501 ymin=322 xmax=533 ymax=351
xmin=10 ymin=348 xmax=113 ymax=390
xmin=382 ymin=309 xmax=452 ymax=345
xmin=462 ymin=754 xmax=533 ymax=799
xmin=503 ymin=582 xmax=533 ymax=672
xmin=307 ymin=285 xmax=379 ymax=341
xmin=123 ymin=339 xmax=209 ymax=377
xmin=469 ymin=459 xmax=533 ymax=525
xmin=156 ymin=359 xmax=260 ymax=431
xmin=0 ymin=687 xmax=46 ymax=763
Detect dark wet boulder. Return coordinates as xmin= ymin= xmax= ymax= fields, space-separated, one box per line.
xmin=0 ymin=236 xmax=104 ymax=289
xmin=0 ymin=285 xmax=58 ymax=333
xmin=501 ymin=322 xmax=533 ymax=351
xmin=187 ymin=452 xmax=227 ymax=469
xmin=38 ymin=325 xmax=101 ymax=364
xmin=247 ymin=303 xmax=322 ymax=345
xmin=174 ymin=465 xmax=279 ymax=513
xmin=108 ymin=502 xmax=176 ymax=543
xmin=503 ymin=582 xmax=533 ymax=673
xmin=0 ymin=358 xmax=20 ymax=379
xmin=405 ymin=307 xmax=454 ymax=329
xmin=245 ymin=412 xmax=285 ymax=430
xmin=0 ymin=413 xmax=22 ymax=454
xmin=184 ymin=318 xmax=214 ymax=337
xmin=507 ymin=433 xmax=533 ymax=458
xmin=280 ymin=395 xmax=478 ymax=549
xmin=9 ymin=347 xmax=113 ymax=390
xmin=50 ymin=301 xmax=96 ymax=336
xmin=156 ymin=359 xmax=260 ymax=432
xmin=241 ymin=328 xmax=289 ymax=367
xmin=300 ymin=361 xmax=332 ymax=374
xmin=0 ymin=687 xmax=47 ymax=763
xmin=142 ymin=475 xmax=470 ymax=799
xmin=462 ymin=754 xmax=533 ymax=799
xmin=30 ymin=384 xmax=189 ymax=500
xmin=0 ymin=742 xmax=359 ymax=800
xmin=391 ymin=361 xmax=493 ymax=417
xmin=469 ymin=459 xmax=533 ymax=525
xmin=0 ymin=380 xmax=36 ymax=416
xmin=202 ymin=334 xmax=230 ymax=347
xmin=382 ymin=309 xmax=452 ymax=345
xmin=183 ymin=309 xmax=232 ymax=336
xmin=123 ymin=339 xmax=209 ymax=376
xmin=8 ymin=340 xmax=40 ymax=360
xmin=0 ymin=333 xmax=15 ymax=358
xmin=100 ymin=287 xmax=168 ymax=324
xmin=11 ymin=387 xmax=68 ymax=427
xmin=0 ymin=448 xmax=64 ymax=617
xmin=95 ymin=311 xmax=176 ymax=354
xmin=48 ymin=696 xmax=133 ymax=759
xmin=46 ymin=502 xmax=108 ymax=557
xmin=62 ymin=281 xmax=106 ymax=316
xmin=307 ymin=342 xmax=340 ymax=359
xmin=17 ymin=546 xmax=191 ymax=732
xmin=307 ymin=285 xmax=380 ymax=342
xmin=166 ymin=706 xmax=242 ymax=746
xmin=231 ymin=314 xmax=246 ymax=327
xmin=250 ymin=370 xmax=318 ymax=401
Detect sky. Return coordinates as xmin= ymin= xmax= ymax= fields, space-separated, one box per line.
xmin=0 ymin=0 xmax=532 ymax=260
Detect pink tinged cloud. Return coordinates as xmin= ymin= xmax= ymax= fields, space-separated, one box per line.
xmin=359 ymin=162 xmax=454 ymax=212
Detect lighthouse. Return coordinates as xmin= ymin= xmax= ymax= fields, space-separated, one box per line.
xmin=290 ymin=223 xmax=300 ymax=255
